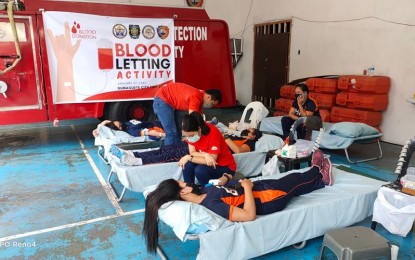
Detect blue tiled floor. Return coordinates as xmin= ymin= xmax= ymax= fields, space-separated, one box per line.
xmin=0 ymin=115 xmax=414 ymax=259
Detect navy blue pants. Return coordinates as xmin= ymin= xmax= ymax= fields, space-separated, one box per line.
xmin=132 ymin=142 xmax=189 ymax=165
xmin=183 ymin=162 xmax=235 ymax=187
xmin=253 ymin=166 xmax=325 ymax=215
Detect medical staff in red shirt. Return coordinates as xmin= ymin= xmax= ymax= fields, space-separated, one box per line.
xmin=179 ymin=112 xmax=236 ymax=186
xmin=153 ymin=82 xmax=222 ymax=145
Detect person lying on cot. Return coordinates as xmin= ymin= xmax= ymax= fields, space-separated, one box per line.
xmin=143 ymin=150 xmax=334 ymax=254
xmin=109 ymin=142 xmax=189 ymax=166
xmin=109 ymin=126 xmax=263 ymax=167
xmin=224 ymin=128 xmax=263 ymax=153
xmin=92 ymin=119 xmax=165 ymax=140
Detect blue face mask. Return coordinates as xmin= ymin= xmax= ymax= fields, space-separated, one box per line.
xmin=186 ymin=134 xmax=201 ymax=143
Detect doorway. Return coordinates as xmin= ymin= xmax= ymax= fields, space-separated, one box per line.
xmin=252 ymin=20 xmax=291 ymax=108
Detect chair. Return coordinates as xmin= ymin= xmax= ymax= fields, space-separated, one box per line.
xmin=240 ymin=101 xmax=269 ymax=129
xmin=320 ymin=226 xmax=391 ymax=260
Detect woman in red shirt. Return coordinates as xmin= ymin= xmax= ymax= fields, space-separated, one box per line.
xmin=179 ymin=112 xmax=236 ymax=186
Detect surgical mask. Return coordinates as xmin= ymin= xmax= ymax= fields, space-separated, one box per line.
xmin=202 ymin=103 xmax=213 ymax=109
xmin=186 ymin=134 xmax=201 ymax=143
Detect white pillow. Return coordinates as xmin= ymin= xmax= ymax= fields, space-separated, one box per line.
xmin=159 ymin=200 xmax=231 ymax=241
xmin=143 ymin=185 xmax=232 ymax=242
xmin=255 ymin=134 xmax=284 ymax=152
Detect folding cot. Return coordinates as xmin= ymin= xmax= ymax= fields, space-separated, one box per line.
xmin=94 ymin=125 xmax=161 ymax=164
xmin=259 ymin=116 xmax=383 ymax=163
xmin=107 ymin=134 xmax=284 ymax=201
xmin=152 ymin=167 xmax=387 ymax=259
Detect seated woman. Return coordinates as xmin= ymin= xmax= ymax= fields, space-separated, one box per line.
xmin=143 ymin=150 xmax=333 ymax=253
xmin=92 ymin=119 xmax=165 ymax=140
xmin=281 ymin=83 xmax=322 ymax=141
xmin=179 ymin=112 xmax=236 ymax=187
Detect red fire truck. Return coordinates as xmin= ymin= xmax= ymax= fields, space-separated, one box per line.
xmin=0 ymin=0 xmax=236 ymax=125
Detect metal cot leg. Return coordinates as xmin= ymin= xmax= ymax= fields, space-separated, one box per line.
xmin=157 ymin=246 xmax=168 ymax=260
xmin=98 ymin=146 xmax=109 ymax=164
xmin=107 ymin=169 xmax=127 ymax=202
xmin=344 ymin=139 xmax=383 ymax=164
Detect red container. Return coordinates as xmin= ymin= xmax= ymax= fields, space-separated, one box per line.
xmin=336 ymin=92 xmax=389 ymax=111
xmin=305 ymin=78 xmax=338 ymax=94
xmin=320 ymin=109 xmax=331 ymax=122
xmin=273 ymin=110 xmax=287 ymax=117
xmin=280 ymin=85 xmax=296 ymax=99
xmin=275 ymin=98 xmax=293 ymax=112
xmin=337 ymin=76 xmax=390 ymax=94
xmin=331 ymin=106 xmax=382 ymax=126
xmin=309 ymin=92 xmax=336 ymax=109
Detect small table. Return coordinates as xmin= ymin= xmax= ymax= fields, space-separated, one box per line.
xmin=266 ymin=150 xmax=312 ymax=172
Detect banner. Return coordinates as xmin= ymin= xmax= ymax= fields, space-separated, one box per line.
xmin=43 ymin=12 xmax=175 ymax=104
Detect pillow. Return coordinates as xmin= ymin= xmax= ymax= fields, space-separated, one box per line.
xmin=143 ymin=185 xmax=232 ymax=242
xmin=359 ymin=123 xmax=380 ymax=136
xmin=255 ymin=134 xmax=285 ymax=152
xmin=329 ymin=122 xmax=379 ymax=138
xmin=158 ymin=200 xmax=232 ymax=241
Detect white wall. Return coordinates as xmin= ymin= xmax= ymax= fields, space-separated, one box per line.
xmin=206 ymin=0 xmax=415 ymax=145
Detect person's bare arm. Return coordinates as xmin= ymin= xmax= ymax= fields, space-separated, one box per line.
xmin=147 ymin=129 xmax=165 ymax=138
xmin=178 ymin=144 xmax=217 ymax=167
xmin=229 ymin=179 xmax=256 ymax=221
xmin=179 ymin=144 xmax=195 ymax=167
xmin=98 ymin=120 xmax=112 ymax=127
xmin=190 ymin=151 xmax=218 ymax=167
xmin=92 ymin=120 xmax=112 ymax=137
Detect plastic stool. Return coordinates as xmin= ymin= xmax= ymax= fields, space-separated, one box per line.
xmin=320 ymin=226 xmax=391 ymax=260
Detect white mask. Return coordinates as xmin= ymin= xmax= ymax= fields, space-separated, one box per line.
xmin=186 ymin=134 xmax=201 ymax=143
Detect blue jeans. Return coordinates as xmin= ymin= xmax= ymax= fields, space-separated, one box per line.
xmin=182 ymin=162 xmax=235 ymax=187
xmin=153 ymin=97 xmax=181 ymax=145
xmin=132 ymin=142 xmax=188 ymax=164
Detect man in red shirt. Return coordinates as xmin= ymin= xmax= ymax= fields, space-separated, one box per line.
xmin=153 ymin=82 xmax=222 ymax=145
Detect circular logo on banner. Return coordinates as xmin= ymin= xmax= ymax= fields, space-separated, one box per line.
xmin=112 ymin=24 xmax=127 ymax=39
xmin=186 ymin=0 xmax=204 ymax=7
xmin=143 ymin=25 xmax=155 ymax=40
xmin=157 ymin=26 xmax=169 ymax=39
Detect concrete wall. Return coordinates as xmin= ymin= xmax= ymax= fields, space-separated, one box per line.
xmin=205 ymin=0 xmax=415 ymax=145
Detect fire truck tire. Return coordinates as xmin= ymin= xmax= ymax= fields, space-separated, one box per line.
xmin=105 ymin=101 xmax=155 ymax=121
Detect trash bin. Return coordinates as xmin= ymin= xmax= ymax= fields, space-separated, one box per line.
xmin=372 ymin=187 xmax=415 ymax=236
